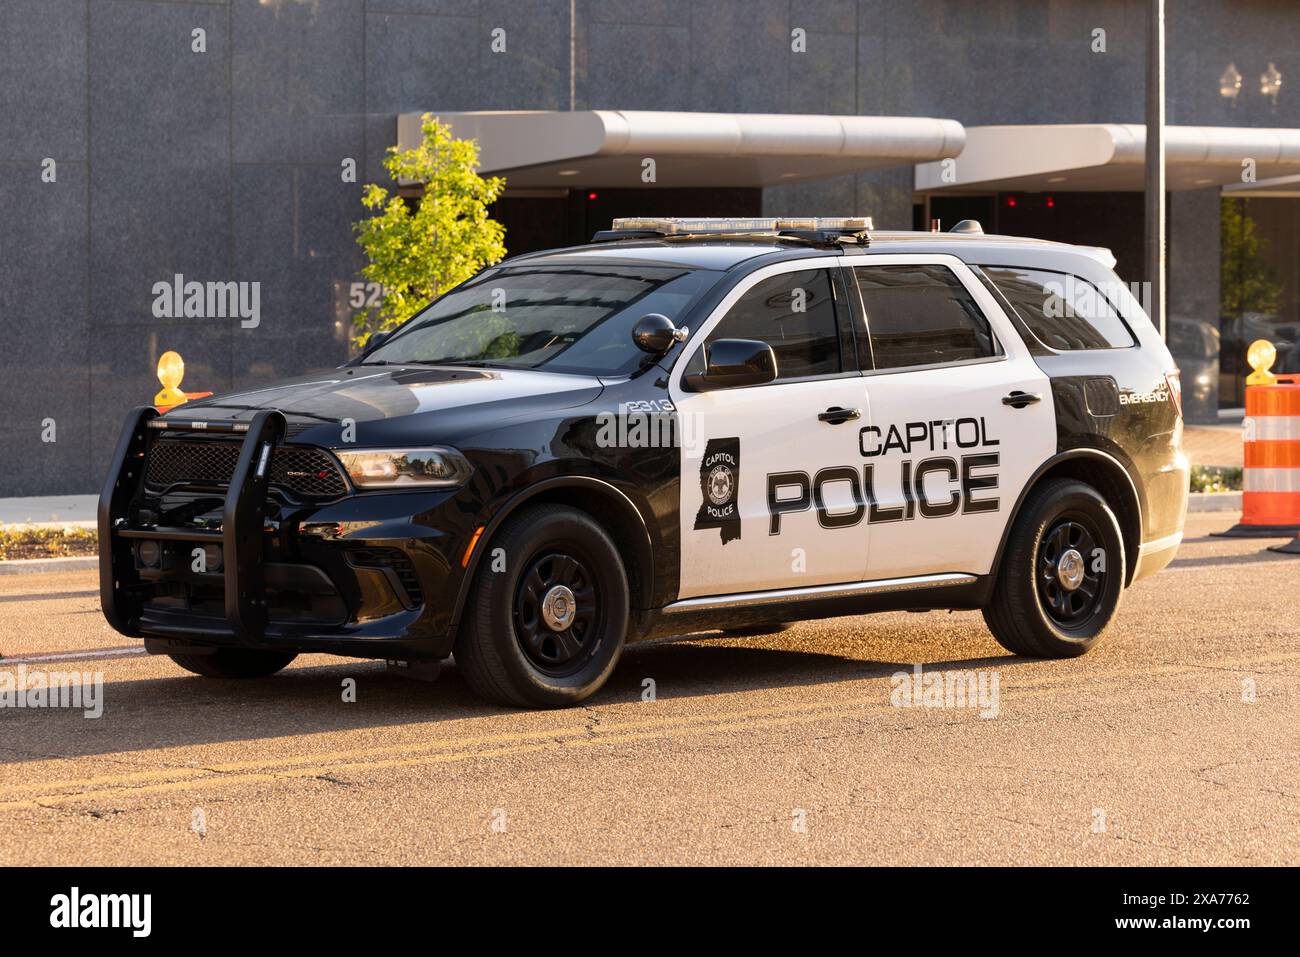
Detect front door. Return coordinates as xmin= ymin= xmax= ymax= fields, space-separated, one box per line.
xmin=671 ymin=261 xmax=870 ymax=599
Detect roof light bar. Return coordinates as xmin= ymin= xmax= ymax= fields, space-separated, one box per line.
xmin=610 ymin=216 xmax=872 ymax=235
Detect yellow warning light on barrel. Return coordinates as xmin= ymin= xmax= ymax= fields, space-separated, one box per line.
xmin=154 ymin=350 xmax=188 ymax=410
xmin=1246 ymin=338 xmax=1277 ymax=386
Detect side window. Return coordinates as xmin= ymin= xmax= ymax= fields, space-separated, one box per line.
xmin=981 ymin=265 xmax=1136 ymax=350
xmin=853 ymin=264 xmax=1001 ymax=371
xmin=703 ymin=268 xmax=842 ymax=381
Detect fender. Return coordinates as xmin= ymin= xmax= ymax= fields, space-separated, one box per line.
xmin=449 ymin=474 xmax=658 ymax=630
xmin=989 ymin=447 xmax=1144 ymax=587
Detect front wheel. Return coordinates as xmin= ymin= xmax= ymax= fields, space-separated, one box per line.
xmin=454 ymin=505 xmax=630 ymax=708
xmin=984 ymin=479 xmax=1125 ymax=658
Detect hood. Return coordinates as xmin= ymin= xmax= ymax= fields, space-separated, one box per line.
xmin=162 ymin=365 xmax=606 ymax=444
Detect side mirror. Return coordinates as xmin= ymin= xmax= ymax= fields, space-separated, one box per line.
xmin=632 ymin=313 xmax=689 ymax=354
xmin=364 ymin=330 xmax=390 ymax=352
xmin=685 ymin=339 xmax=778 ymax=391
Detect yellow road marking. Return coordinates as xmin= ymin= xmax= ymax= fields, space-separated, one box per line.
xmin=2 ymin=652 xmax=1296 ymax=811
xmin=0 ymin=698 xmax=941 ymax=810
xmin=0 ymin=695 xmax=876 ymax=800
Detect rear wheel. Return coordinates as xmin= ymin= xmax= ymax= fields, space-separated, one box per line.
xmin=454 ymin=505 xmax=629 ymax=708
xmin=984 ymin=479 xmax=1125 ymax=658
xmin=168 ymin=648 xmax=297 ymax=678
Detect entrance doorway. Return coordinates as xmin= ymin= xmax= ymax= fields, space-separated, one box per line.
xmin=491 ymin=187 xmax=762 ymax=256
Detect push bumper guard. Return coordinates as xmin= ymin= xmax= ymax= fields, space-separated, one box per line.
xmin=100 ymin=407 xmax=289 ymax=644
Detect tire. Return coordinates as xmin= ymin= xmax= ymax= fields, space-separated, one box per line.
xmin=168 ymin=648 xmax=297 ymax=678
xmin=983 ymin=478 xmax=1126 ymax=659
xmin=454 ymin=504 xmax=630 ymax=708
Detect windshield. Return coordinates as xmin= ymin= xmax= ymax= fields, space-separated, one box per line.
xmin=363 ymin=263 xmax=719 ymax=376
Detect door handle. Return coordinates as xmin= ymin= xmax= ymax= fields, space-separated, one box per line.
xmin=817 ymin=406 xmax=861 ymax=424
xmin=1002 ymin=391 xmax=1042 ymax=408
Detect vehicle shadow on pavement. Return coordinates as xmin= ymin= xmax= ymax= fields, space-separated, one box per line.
xmin=1167 ymin=551 xmax=1296 ymax=570
xmin=0 ymin=659 xmax=487 ymax=765
xmin=0 ymin=638 xmax=1032 ymax=765
xmin=1177 ymin=532 xmax=1293 ymax=547
xmin=608 ymin=637 xmax=1029 ymax=703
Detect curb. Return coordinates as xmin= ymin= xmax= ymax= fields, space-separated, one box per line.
xmin=0 ymin=556 xmax=98 ymax=575
xmin=0 ymin=520 xmax=97 ymax=531
xmin=1187 ymin=491 xmax=1242 ymax=513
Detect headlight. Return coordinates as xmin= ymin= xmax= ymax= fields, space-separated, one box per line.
xmin=334 ymin=447 xmax=472 ymax=488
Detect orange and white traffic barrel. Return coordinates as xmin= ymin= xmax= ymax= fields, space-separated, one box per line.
xmin=1220 ymin=339 xmax=1300 ymax=538
xmin=1241 ymin=372 xmax=1300 ymax=531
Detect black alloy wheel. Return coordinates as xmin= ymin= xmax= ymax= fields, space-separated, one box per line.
xmin=455 ymin=504 xmax=630 ymax=708
xmin=984 ymin=478 xmax=1126 ymax=659
xmin=514 ymin=550 xmax=603 ymax=677
xmin=1035 ymin=515 xmax=1107 ymax=628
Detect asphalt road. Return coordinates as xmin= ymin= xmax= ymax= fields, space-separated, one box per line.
xmin=1 ymin=511 xmax=1296 ymax=866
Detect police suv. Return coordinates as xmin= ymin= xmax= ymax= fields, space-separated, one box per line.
xmin=100 ymin=217 xmax=1189 ymax=707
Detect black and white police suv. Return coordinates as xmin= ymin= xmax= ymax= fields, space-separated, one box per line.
xmin=100 ymin=216 xmax=1189 ymax=707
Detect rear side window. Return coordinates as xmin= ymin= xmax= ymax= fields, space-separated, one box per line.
xmin=982 ymin=265 xmax=1136 ymax=350
xmin=852 ymin=264 xmax=1000 ymax=371
xmin=704 ymin=268 xmax=842 ymax=381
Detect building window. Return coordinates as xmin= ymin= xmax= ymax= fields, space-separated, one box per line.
xmin=1220 ymin=196 xmax=1298 ymax=407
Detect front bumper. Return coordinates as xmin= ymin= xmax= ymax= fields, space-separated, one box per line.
xmin=100 ymin=408 xmax=469 ymax=661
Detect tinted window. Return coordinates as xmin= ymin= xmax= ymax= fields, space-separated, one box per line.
xmin=982 ymin=265 xmax=1136 ymax=350
xmin=365 ymin=264 xmax=718 ymax=376
xmin=703 ymin=269 xmax=842 ymax=381
xmin=853 ymin=264 xmax=1000 ymax=370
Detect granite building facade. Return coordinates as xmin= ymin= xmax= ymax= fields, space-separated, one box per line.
xmin=3 ymin=0 xmax=1300 ymax=495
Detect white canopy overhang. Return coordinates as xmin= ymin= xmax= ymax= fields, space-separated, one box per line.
xmin=915 ymin=124 xmax=1300 ymax=193
xmin=1224 ymin=172 xmax=1300 ymax=197
xmin=398 ymin=110 xmax=965 ymax=188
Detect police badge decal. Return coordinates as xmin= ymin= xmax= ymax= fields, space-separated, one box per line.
xmin=694 ymin=437 xmax=741 ymax=544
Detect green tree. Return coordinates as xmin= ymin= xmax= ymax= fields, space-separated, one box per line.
xmin=352 ymin=114 xmax=506 ymax=345
xmin=1220 ymin=198 xmax=1282 ymax=318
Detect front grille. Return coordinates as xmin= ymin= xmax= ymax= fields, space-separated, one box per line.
xmin=271 ymin=446 xmax=350 ymax=497
xmin=145 ymin=439 xmax=349 ymax=498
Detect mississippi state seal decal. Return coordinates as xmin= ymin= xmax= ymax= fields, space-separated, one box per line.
xmin=694 ymin=437 xmax=741 ymax=544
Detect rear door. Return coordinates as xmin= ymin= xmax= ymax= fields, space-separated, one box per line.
xmin=846 ymin=255 xmax=1055 ymax=580
xmin=670 ymin=260 xmax=871 ymax=598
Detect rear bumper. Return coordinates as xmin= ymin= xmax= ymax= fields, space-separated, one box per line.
xmin=99 ymin=407 xmax=471 ymax=661
xmin=1132 ymin=530 xmax=1182 ymax=583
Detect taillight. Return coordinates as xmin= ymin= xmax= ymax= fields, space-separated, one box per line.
xmin=1165 ymin=369 xmax=1183 ymax=417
